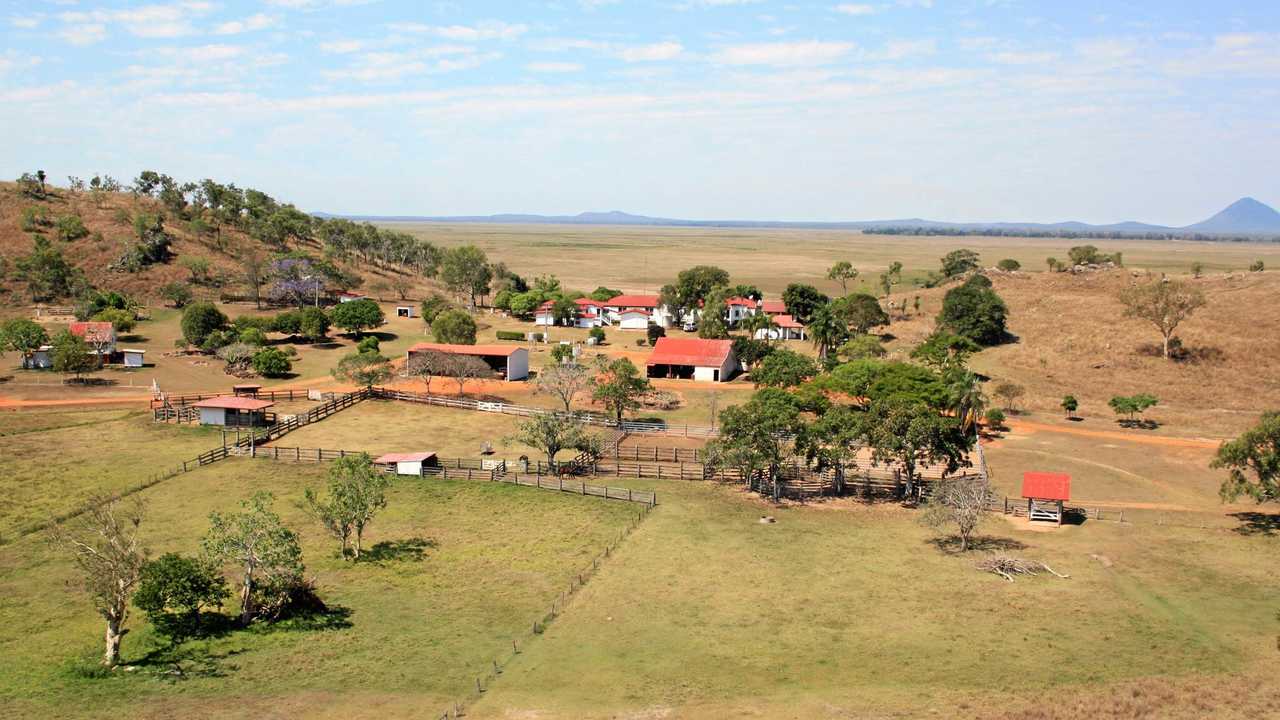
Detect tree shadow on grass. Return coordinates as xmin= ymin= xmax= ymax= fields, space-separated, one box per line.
xmin=927 ymin=535 xmax=1028 ymax=554
xmin=1116 ymin=418 xmax=1160 ymax=430
xmin=360 ymin=536 xmax=436 ymax=564
xmin=1228 ymin=511 xmax=1280 ymax=537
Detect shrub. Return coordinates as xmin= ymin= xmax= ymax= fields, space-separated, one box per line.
xmin=252 ymin=347 xmax=293 ymax=377
xmin=160 ymin=282 xmax=193 ymax=308
xmin=55 ymin=215 xmax=90 ymax=242
xmin=239 ymin=327 xmax=268 ymax=346
xmin=356 ymin=336 xmax=380 ymax=354
xmin=180 ymin=302 xmax=228 ymax=348
xmin=92 ymin=308 xmax=136 ymax=334
xmin=432 ymin=309 xmax=477 ymax=345
xmin=133 ymin=553 xmax=229 ymax=644
xmin=646 ymin=324 xmax=665 ymax=346
xmin=984 ymin=408 xmax=1006 ymax=428
xmin=496 ymin=330 xmax=525 ymax=341
xmin=1250 ymin=260 xmax=1265 ymax=272
xmin=550 ymin=344 xmax=574 ymax=364
xmin=588 ymin=326 xmax=606 ymax=344
xmin=996 ymin=258 xmax=1021 ymax=272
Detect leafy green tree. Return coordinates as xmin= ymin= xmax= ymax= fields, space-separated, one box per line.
xmin=945 ymin=369 xmax=987 ymax=435
xmin=814 ymin=359 xmax=948 ymax=409
xmin=911 ymin=332 xmax=981 ymax=371
xmin=181 ymin=302 xmax=228 ymax=347
xmin=330 ymin=298 xmax=384 ymax=337
xmin=1190 ymin=261 xmax=1204 ymax=278
xmin=752 ymin=348 xmax=818 ymax=388
xmin=1061 ymin=395 xmax=1079 ymax=420
xmin=940 ymin=249 xmax=980 ymax=277
xmin=202 ymin=492 xmax=305 ymax=625
xmin=420 ymin=293 xmax=451 ymax=323
xmin=984 ymin=407 xmax=1006 ymax=429
xmin=1213 ymin=412 xmax=1280 ymax=503
xmin=836 ymin=333 xmax=886 ymax=361
xmin=591 ymin=356 xmax=650 ymax=425
xmin=549 ymin=297 xmax=577 ymax=326
xmin=588 ymin=326 xmax=606 ymax=344
xmin=589 ymin=286 xmax=623 ymax=301
xmin=297 ymin=306 xmax=330 ymax=341
xmin=997 ymin=258 xmax=1021 ymax=272
xmin=439 ymin=244 xmax=492 ymax=308
xmin=305 ymin=454 xmax=391 ymax=560
xmin=660 ymin=265 xmax=730 ymax=318
xmin=356 ymin=335 xmax=380 ymax=354
xmin=794 ymin=403 xmax=863 ymax=494
xmin=509 ymin=413 xmax=594 ymax=472
xmin=252 ymin=347 xmax=292 ymax=378
xmin=15 ymin=235 xmax=82 ymax=301
xmin=698 ymin=292 xmax=730 ymax=339
xmin=826 ymin=261 xmax=858 ymax=292
xmin=781 ymin=283 xmax=829 ymax=325
xmin=160 ymin=282 xmax=193 ymax=308
xmin=807 ymin=303 xmax=848 ymax=363
xmin=51 ymin=329 xmax=95 ymax=379
xmin=832 ymin=293 xmax=889 ymax=335
xmin=508 ymin=291 xmax=542 ymax=319
xmin=731 ymin=336 xmax=774 ymax=369
xmin=92 ymin=308 xmax=136 ymax=334
xmin=549 ymin=343 xmax=574 ymax=364
xmin=646 ymin=324 xmax=666 ymax=346
xmin=331 ymin=351 xmax=393 ymax=387
xmin=1109 ymin=394 xmax=1158 ymax=424
xmin=1068 ymin=245 xmax=1103 ymax=265
xmin=55 ymin=214 xmax=90 ymax=242
xmin=133 ymin=553 xmax=229 ymax=644
xmin=432 ymin=309 xmax=478 ymax=344
xmin=1 ymin=319 xmax=49 ymax=368
xmin=709 ymin=388 xmax=806 ymax=501
xmin=861 ymin=396 xmax=972 ymax=497
xmin=938 ymin=277 xmax=1008 ymax=345
xmin=1118 ymin=280 xmax=1206 ymax=359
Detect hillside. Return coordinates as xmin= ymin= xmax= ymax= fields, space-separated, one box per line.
xmin=1185 ymin=197 xmax=1280 ymax=234
xmin=0 ymin=180 xmax=424 ymax=308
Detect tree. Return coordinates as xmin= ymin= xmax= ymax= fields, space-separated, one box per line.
xmin=297 ymin=306 xmax=330 ymax=342
xmin=661 ymin=265 xmax=730 ymax=318
xmin=827 ymin=261 xmax=858 ymax=292
xmin=420 ymin=293 xmax=450 ymax=323
xmin=160 ymin=282 xmax=193 ymax=308
xmin=1250 ymin=260 xmax=1265 ymax=272
xmin=697 ymin=292 xmax=729 ymax=339
xmin=181 ymin=256 xmax=212 ymax=284
xmin=1061 ymin=394 xmax=1079 ymax=420
xmin=330 ymin=349 xmax=390 ymax=387
xmin=330 ymin=298 xmax=384 ymax=337
xmin=443 ymin=353 xmax=492 ymax=396
xmin=51 ymin=496 xmax=147 ymax=666
xmin=15 ymin=235 xmax=82 ymax=301
xmin=403 ymin=349 xmax=448 ymax=393
xmin=591 ymin=356 xmax=650 ymax=425
xmin=1213 ymin=412 xmax=1280 ymax=503
xmin=509 ymin=413 xmax=594 ymax=472
xmin=752 ymin=348 xmax=818 ymax=388
xmin=1190 ymin=261 xmax=1204 ymax=279
xmin=1109 ymin=394 xmax=1158 ymax=425
xmin=92 ymin=308 xmax=136 ymax=334
xmin=781 ymin=283 xmax=829 ymax=325
xmin=938 ymin=277 xmax=1008 ymax=345
xmin=241 ymin=252 xmax=266 ymax=309
xmin=836 ymin=333 xmax=886 ymax=361
xmin=133 ymin=553 xmax=229 ymax=645
xmin=922 ymin=475 xmax=992 ymax=551
xmin=832 ymin=293 xmax=889 ymax=335
xmin=432 ymin=309 xmax=477 ymax=345
xmin=911 ymin=332 xmax=980 ymax=372
xmin=807 ymin=304 xmax=848 ymax=363
xmin=984 ymin=408 xmax=1005 ymax=429
xmin=55 ymin=214 xmax=90 ymax=242
xmin=181 ymin=302 xmax=228 ymax=347
xmin=1068 ymin=245 xmax=1104 ymax=266
xmin=992 ymin=381 xmax=1025 ymax=412
xmin=710 ymin=388 xmax=805 ymax=501
xmin=356 ymin=335 xmax=380 ymax=354
xmin=590 ymin=286 xmax=623 ymax=301
xmin=439 ymin=245 xmax=492 ymax=308
xmin=945 ymin=369 xmax=987 ymax=435
xmin=202 ymin=492 xmax=305 ymax=625
xmin=252 ymin=347 xmax=293 ymax=378
xmin=997 ymin=258 xmax=1021 ymax=272
xmin=794 ymin=403 xmax=862 ymax=494
xmin=861 ymin=397 xmax=972 ymax=498
xmin=732 ymin=336 xmax=775 ymax=369
xmin=535 ymin=361 xmax=593 ymax=412
xmin=305 ymin=454 xmax=390 ymax=560
xmin=1046 ymin=257 xmax=1065 ymax=273
xmin=1118 ymin=280 xmax=1206 ymax=359
xmin=51 ymin=329 xmax=95 ymax=380
xmin=588 ymin=326 xmax=606 ymax=345
xmin=1 ymin=319 xmax=49 ymax=368
xmin=940 ymin=249 xmax=980 ymax=277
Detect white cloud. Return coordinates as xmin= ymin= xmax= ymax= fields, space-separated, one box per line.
xmin=57 ymin=2 xmax=215 ymax=40
xmin=834 ymin=4 xmax=876 ymax=16
xmin=1164 ymin=33 xmax=1280 ymax=78
xmin=324 ymin=46 xmax=499 ymax=82
xmin=390 ymin=21 xmax=527 ymax=41
xmin=321 ymin=40 xmax=366 ymax=54
xmin=987 ymin=50 xmax=1059 ymax=65
xmin=59 ymin=23 xmax=108 ymax=46
xmin=616 ymin=41 xmax=684 ymax=62
xmin=10 ymin=16 xmax=40 ymax=29
xmin=873 ymin=39 xmax=936 ymax=60
xmin=527 ymin=61 xmax=584 ymax=73
xmin=214 ymin=13 xmax=276 ymax=35
xmin=712 ymin=40 xmax=854 ymax=67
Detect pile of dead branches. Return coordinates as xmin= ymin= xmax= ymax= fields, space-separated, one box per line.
xmin=975 ymin=554 xmax=1070 ymax=582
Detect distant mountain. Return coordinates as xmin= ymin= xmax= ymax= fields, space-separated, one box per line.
xmin=317 ymin=198 xmax=1280 ymax=237
xmin=1184 ymin=197 xmax=1280 ymax=234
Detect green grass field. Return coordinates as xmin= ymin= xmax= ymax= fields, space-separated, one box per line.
xmin=0 ymin=458 xmax=639 ymax=719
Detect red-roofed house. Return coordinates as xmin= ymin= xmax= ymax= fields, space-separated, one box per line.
xmin=1021 ymin=471 xmax=1071 ymax=525
xmin=374 ymin=451 xmax=439 ymax=476
xmin=192 ymin=396 xmax=275 ymax=427
xmin=603 ymin=294 xmax=675 ymax=330
xmin=754 ymin=314 xmax=806 ymax=341
xmin=724 ymin=297 xmax=758 ymax=326
xmin=69 ymin=321 xmax=118 ymax=357
xmin=535 ymin=298 xmax=607 ymax=328
xmin=646 ymin=337 xmax=738 ymax=382
xmin=759 ymin=299 xmax=788 ymax=315
xmin=407 ymin=343 xmax=529 ymax=381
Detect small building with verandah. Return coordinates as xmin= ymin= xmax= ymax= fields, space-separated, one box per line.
xmin=231 ymin=383 xmax=262 ymax=396
xmin=1021 ymin=471 xmax=1071 ymax=525
xmin=646 ymin=337 xmax=738 ymax=382
xmin=193 ymin=396 xmax=275 ymax=427
xmin=374 ymin=452 xmax=439 ymax=476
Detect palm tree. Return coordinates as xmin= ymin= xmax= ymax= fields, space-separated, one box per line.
xmin=807 ymin=305 xmax=847 ymax=363
xmin=742 ymin=312 xmax=776 ymax=341
xmin=946 ymin=370 xmax=986 ymax=435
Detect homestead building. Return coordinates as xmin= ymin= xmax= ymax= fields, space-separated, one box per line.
xmin=406 ymin=343 xmax=530 ymax=381
xmin=646 ymin=337 xmax=739 ymax=382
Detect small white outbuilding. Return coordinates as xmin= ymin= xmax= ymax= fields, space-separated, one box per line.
xmin=374 ymin=452 xmax=439 ymax=476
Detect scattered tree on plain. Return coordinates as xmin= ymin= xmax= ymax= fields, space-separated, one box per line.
xmin=1061 ymin=395 xmax=1079 ymax=420
xmin=330 ymin=298 xmax=385 ymax=337
xmin=992 ymin=381 xmax=1025 ymax=412
xmin=827 ymin=261 xmax=858 ymax=292
xmin=305 ymin=454 xmax=390 ymax=560
xmin=50 ymin=496 xmax=147 ymax=666
xmin=509 ymin=413 xmax=596 ymax=472
xmin=591 ymin=356 xmax=651 ymax=425
xmin=922 ymin=475 xmax=992 ymax=551
xmin=202 ymin=492 xmax=306 ymax=625
xmin=1213 ymin=411 xmax=1280 ymax=503
xmin=535 ymin=361 xmax=594 ymax=412
xmin=1118 ymin=280 xmax=1206 ymax=359
xmin=331 ymin=351 xmax=392 ymax=387
xmin=937 ymin=275 xmax=1008 ymax=346
xmin=940 ymin=249 xmax=980 ymax=278
xmin=997 ymin=258 xmax=1021 ymax=271
xmin=133 ymin=553 xmax=229 ymax=645
xmin=432 ymin=309 xmax=477 ymax=345
xmin=832 ymin=293 xmax=889 ymax=335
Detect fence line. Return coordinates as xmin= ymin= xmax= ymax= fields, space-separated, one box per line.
xmin=152 ymin=387 xmax=331 ymax=411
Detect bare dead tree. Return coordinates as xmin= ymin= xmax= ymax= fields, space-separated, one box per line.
xmin=443 ymin=354 xmax=493 ymax=397
xmin=534 ymin=362 xmax=593 ymax=412
xmin=49 ymin=496 xmax=148 ymax=666
xmin=921 ymin=475 xmax=992 ymax=551
xmin=402 ymin=350 xmax=450 ymax=394
xmin=976 ymin=555 xmax=1070 ymax=582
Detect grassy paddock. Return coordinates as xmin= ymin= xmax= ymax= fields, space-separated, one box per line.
xmin=0 ymin=458 xmax=638 ymax=719
xmin=471 ymin=480 xmax=1279 ymax=719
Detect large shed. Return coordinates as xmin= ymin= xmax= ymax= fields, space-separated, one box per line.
xmin=374 ymin=452 xmax=439 ymax=476
xmin=192 ymin=396 xmax=275 ymax=427
xmin=1021 ymin=471 xmax=1071 ymax=525
xmin=406 ymin=343 xmax=530 ymax=381
xmin=646 ymin=337 xmax=738 ymax=382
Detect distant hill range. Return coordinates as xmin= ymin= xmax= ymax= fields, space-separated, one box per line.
xmin=317 ymin=197 xmax=1280 ymax=237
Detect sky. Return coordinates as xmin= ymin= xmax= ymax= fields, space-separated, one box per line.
xmin=2 ymin=1 xmax=1279 ymax=224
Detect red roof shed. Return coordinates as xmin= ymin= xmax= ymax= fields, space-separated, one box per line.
xmin=646 ymin=337 xmax=734 ymax=368
xmin=1021 ymin=472 xmax=1071 ymax=501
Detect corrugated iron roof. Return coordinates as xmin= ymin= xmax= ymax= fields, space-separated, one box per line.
xmin=374 ymin=452 xmax=437 ymax=464
xmin=192 ymin=396 xmax=275 ymax=411
xmin=604 ymin=294 xmax=660 ymax=308
xmin=1021 ymin=471 xmax=1071 ymax=501
xmin=408 ymin=343 xmax=523 ymax=358
xmin=646 ymin=337 xmax=734 ymax=368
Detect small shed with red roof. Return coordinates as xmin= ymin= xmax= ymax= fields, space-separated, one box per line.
xmin=646 ymin=337 xmax=738 ymax=382
xmin=374 ymin=451 xmax=439 ymax=476
xmin=69 ymin=321 xmax=118 ymax=357
xmin=406 ymin=343 xmax=529 ymax=381
xmin=1021 ymin=471 xmax=1071 ymax=525
xmin=192 ymin=396 xmax=275 ymax=427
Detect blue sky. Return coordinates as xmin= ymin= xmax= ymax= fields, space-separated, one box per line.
xmin=2 ymin=1 xmax=1278 ymax=224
